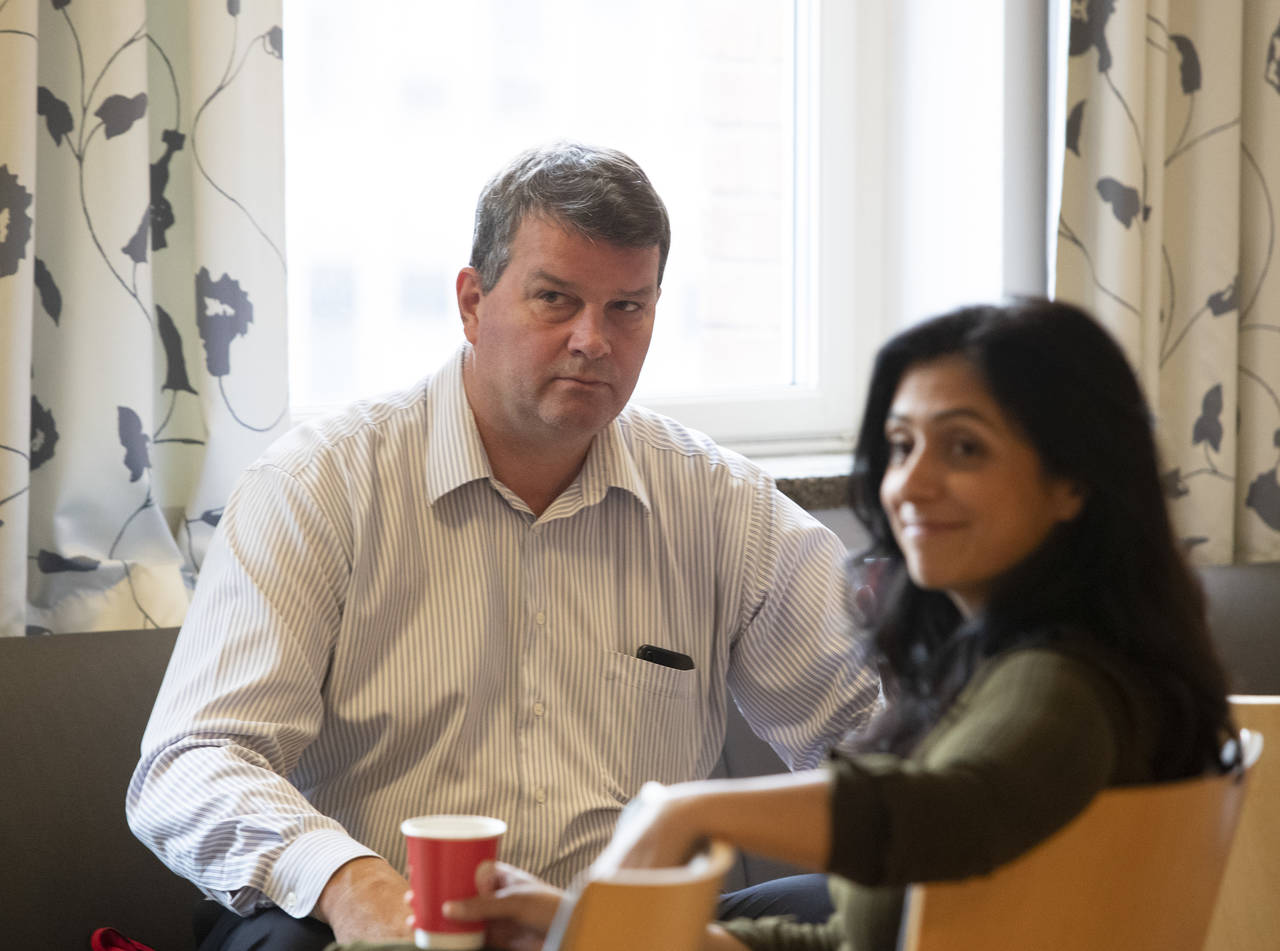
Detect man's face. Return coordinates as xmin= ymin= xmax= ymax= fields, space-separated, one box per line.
xmin=458 ymin=215 xmax=660 ymax=453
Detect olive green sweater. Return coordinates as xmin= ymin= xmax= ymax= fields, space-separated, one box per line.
xmin=721 ymin=647 xmax=1164 ymax=951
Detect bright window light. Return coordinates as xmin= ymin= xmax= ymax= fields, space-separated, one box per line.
xmin=283 ymin=0 xmax=859 ymax=452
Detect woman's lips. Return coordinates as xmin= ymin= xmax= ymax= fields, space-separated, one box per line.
xmin=899 ymin=520 xmax=966 ymax=538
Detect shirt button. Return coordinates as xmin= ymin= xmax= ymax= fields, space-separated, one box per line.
xmin=535 ymin=611 xmax=546 ymax=625
xmin=283 ymin=892 xmax=297 ymax=912
xmin=534 ymin=787 xmax=547 ymax=804
xmin=533 ymin=701 xmax=546 ymax=717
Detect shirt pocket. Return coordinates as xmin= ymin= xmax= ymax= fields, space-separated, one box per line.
xmin=603 ymin=649 xmax=697 ymax=699
xmin=594 ymin=649 xmax=702 ymax=800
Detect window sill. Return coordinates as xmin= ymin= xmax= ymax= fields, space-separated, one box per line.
xmin=754 ymin=453 xmax=852 ymax=511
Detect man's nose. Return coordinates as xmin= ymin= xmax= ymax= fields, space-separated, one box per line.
xmin=567 ymin=307 xmax=610 ymax=360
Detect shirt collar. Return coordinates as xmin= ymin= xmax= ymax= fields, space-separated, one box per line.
xmin=424 ymin=346 xmax=494 ymax=505
xmin=424 ymin=345 xmax=652 ymax=515
xmin=578 ymin=411 xmax=652 ymax=515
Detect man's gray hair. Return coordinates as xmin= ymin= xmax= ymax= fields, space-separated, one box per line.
xmin=470 ymin=142 xmax=671 ymax=292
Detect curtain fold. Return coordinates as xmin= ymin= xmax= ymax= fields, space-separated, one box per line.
xmin=0 ymin=0 xmax=287 ymax=637
xmin=1055 ymin=0 xmax=1280 ymax=565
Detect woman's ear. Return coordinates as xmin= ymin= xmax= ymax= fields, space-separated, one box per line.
xmin=1051 ymin=478 xmax=1088 ymax=524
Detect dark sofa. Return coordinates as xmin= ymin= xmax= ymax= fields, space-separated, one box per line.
xmin=0 ymin=626 xmax=796 ymax=949
xmin=0 ymin=628 xmax=200 ymax=950
xmin=3 ymin=561 xmax=1275 ymax=948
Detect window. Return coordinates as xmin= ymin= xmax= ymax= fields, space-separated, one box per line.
xmin=284 ymin=0 xmax=864 ymax=454
xmin=284 ymin=2 xmax=1033 ymax=456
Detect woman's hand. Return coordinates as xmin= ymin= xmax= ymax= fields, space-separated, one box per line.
xmin=609 ymin=782 xmax=706 ymax=870
xmin=609 ymin=772 xmax=835 ymax=874
xmin=438 ymin=861 xmax=564 ymax=951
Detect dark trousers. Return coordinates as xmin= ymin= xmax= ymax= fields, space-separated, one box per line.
xmin=195 ymin=873 xmax=833 ymax=950
xmin=195 ymin=900 xmax=334 ymax=951
xmin=716 ymin=872 xmax=833 ymax=922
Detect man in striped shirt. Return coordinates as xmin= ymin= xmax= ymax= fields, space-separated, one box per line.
xmin=128 ymin=143 xmax=880 ymax=950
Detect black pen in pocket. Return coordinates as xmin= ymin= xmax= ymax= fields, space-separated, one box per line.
xmin=635 ymin=644 xmax=695 ymax=670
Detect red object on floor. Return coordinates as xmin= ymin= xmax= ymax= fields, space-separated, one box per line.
xmin=90 ymin=927 xmax=158 ymax=951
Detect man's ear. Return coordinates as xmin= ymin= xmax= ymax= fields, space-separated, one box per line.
xmin=457 ymin=267 xmax=483 ymax=344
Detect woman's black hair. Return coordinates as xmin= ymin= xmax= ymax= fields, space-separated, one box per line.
xmin=848 ymin=299 xmax=1230 ymax=776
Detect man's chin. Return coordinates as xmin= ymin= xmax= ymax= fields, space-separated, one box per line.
xmin=538 ymin=400 xmax=619 ymax=437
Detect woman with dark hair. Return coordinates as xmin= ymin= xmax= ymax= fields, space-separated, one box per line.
xmin=375 ymin=299 xmax=1235 ymax=951
xmin=844 ymin=297 xmax=1230 ymax=772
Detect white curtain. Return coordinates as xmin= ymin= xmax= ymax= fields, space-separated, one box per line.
xmin=1055 ymin=0 xmax=1280 ymax=565
xmin=0 ymin=0 xmax=288 ymax=637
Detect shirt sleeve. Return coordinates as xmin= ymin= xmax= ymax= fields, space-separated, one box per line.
xmin=725 ymin=477 xmax=881 ymax=771
xmin=126 ymin=461 xmax=376 ymax=918
xmin=825 ymin=649 xmax=1131 ymax=887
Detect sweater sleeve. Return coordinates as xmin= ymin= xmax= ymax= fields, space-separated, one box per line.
xmin=825 ymin=649 xmax=1134 ymax=887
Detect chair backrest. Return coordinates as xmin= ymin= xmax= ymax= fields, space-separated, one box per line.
xmin=543 ymin=839 xmax=736 ymax=951
xmin=1204 ymin=697 xmax=1280 ymax=951
xmin=900 ymin=749 xmax=1256 ymax=951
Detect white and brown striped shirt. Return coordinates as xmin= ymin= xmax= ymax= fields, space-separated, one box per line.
xmin=127 ymin=346 xmax=879 ymax=919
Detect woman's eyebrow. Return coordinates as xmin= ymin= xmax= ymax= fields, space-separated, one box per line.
xmin=887 ymin=406 xmax=993 ymax=425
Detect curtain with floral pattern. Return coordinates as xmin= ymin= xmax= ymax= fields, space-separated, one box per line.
xmin=0 ymin=0 xmax=287 ymax=637
xmin=1055 ymin=0 xmax=1280 ymax=565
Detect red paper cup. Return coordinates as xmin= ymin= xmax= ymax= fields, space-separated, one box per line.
xmin=401 ymin=814 xmax=507 ymax=950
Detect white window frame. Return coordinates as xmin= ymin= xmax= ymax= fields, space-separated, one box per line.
xmin=284 ymin=2 xmax=1047 ymax=462
xmin=638 ymin=0 xmax=883 ymax=457
xmin=283 ymin=0 xmax=883 ymax=459
xmin=690 ymin=0 xmax=1051 ymax=457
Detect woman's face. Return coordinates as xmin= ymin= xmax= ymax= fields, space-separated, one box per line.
xmin=879 ymin=355 xmax=1084 ymax=617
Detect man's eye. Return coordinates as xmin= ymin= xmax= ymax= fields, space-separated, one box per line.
xmin=614 ymin=300 xmax=641 ymax=313
xmin=538 ymin=291 xmax=563 ymax=304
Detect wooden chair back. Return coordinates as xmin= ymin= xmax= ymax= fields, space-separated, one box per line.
xmin=1204 ymin=697 xmax=1280 ymax=951
xmin=900 ymin=748 xmax=1256 ymax=951
xmin=544 ymin=839 xmax=735 ymax=951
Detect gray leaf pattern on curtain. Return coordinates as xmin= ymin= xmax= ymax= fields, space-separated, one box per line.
xmin=35 ymin=85 xmax=72 ymax=148
xmin=0 ymin=0 xmax=288 ymax=636
xmin=32 ymin=257 xmax=61 ymax=322
xmin=0 ymin=165 xmax=34 ymax=277
xmin=1055 ymin=0 xmax=1280 ymax=565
